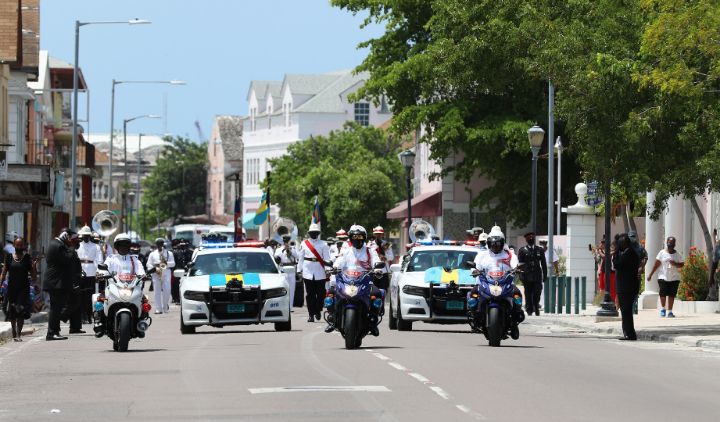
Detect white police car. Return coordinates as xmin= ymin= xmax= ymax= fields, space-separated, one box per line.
xmin=176 ymin=242 xmax=292 ymax=334
xmin=388 ymin=244 xmax=479 ymax=331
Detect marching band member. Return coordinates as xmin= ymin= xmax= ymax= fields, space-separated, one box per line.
xmin=146 ymin=238 xmax=175 ymax=314
xmin=275 ymin=235 xmax=300 ymax=312
xmin=77 ymin=225 xmax=102 ymax=323
xmin=368 ymin=226 xmax=394 ymax=291
xmin=298 ymin=223 xmax=331 ymax=323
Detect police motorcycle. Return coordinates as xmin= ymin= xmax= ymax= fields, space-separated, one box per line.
xmin=324 ymin=262 xmax=385 ymax=350
xmin=90 ymin=218 xmax=154 ymax=352
xmin=466 ymin=262 xmax=525 ymax=347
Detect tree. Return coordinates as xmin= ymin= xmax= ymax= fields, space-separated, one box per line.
xmin=139 ymin=136 xmax=207 ymax=237
xmin=332 ymin=0 xmax=584 ymax=228
xmin=267 ymin=124 xmax=405 ymax=237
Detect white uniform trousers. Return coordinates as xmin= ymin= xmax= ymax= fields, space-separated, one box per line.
xmin=284 ymin=269 xmax=296 ymax=310
xmin=152 ymin=271 xmax=172 ymax=312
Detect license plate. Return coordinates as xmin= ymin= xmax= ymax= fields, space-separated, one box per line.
xmin=227 ymin=304 xmax=245 ymax=313
xmin=446 ymin=300 xmax=464 ymax=310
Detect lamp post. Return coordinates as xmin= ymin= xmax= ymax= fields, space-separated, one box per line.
xmin=127 ymin=191 xmax=136 ymax=235
xmin=136 ymin=133 xmax=144 ymax=238
xmin=527 ymin=126 xmax=545 ymax=234
xmin=555 ymin=136 xmax=563 ymax=234
xmin=122 ymin=115 xmax=159 ymax=232
xmin=108 ymin=79 xmax=185 ymax=208
xmin=399 ymin=149 xmax=416 ymax=245
xmin=70 ymin=18 xmax=151 ymax=228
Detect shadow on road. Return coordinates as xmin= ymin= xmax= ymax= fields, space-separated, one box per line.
xmin=409 ymin=329 xmax=474 ymax=335
xmin=102 ymin=348 xmax=168 ymax=353
xmin=480 ymin=344 xmax=544 ymax=349
xmin=192 ymin=329 xmax=301 ymax=335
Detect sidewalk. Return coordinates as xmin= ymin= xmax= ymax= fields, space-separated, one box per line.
xmin=530 ymin=305 xmax=720 ymax=350
xmin=0 ymin=311 xmax=45 ymax=342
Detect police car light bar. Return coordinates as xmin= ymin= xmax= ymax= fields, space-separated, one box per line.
xmin=233 ymin=241 xmax=265 ymax=248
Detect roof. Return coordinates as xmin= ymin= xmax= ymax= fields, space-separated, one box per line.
xmin=49 ymin=56 xmax=88 ymax=90
xmin=386 ymin=190 xmax=442 ymax=219
xmin=215 ymin=115 xmax=243 ymax=162
xmin=281 ymin=73 xmax=345 ymax=96
xmin=247 ymin=80 xmax=277 ymax=101
xmin=294 ymin=71 xmax=367 ymax=113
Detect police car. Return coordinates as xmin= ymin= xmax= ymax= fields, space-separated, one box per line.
xmin=388 ymin=243 xmax=479 ymax=331
xmin=176 ymin=241 xmax=292 ymax=334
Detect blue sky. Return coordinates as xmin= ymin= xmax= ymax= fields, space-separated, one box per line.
xmin=40 ymin=0 xmax=382 ymax=141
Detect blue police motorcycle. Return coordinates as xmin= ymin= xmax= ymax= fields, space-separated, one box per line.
xmin=324 ymin=263 xmax=385 ymax=350
xmin=466 ymin=265 xmax=524 ymax=347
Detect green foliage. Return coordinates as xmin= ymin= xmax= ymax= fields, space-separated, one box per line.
xmin=267 ymin=124 xmax=404 ymax=237
xmin=678 ymin=247 xmax=709 ymax=301
xmin=139 ymin=136 xmax=208 ymax=236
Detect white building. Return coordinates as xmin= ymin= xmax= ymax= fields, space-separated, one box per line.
xmin=240 ymin=70 xmax=392 ymax=237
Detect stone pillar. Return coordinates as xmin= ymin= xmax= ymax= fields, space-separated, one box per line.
xmin=665 ymin=196 xmax=685 ymax=253
xmin=564 ymin=183 xmax=596 ymax=302
xmin=641 ymin=191 xmax=662 ymax=309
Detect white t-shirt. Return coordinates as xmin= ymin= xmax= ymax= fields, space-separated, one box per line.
xmin=656 ymin=249 xmax=683 ymax=281
xmin=545 ymin=249 xmax=559 ymax=267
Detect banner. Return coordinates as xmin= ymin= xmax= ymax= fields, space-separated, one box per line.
xmin=253 ymin=190 xmax=269 ymax=225
xmin=311 ymin=195 xmax=320 ymax=225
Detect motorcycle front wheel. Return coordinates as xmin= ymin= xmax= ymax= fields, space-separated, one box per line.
xmin=344 ymin=307 xmax=359 ymax=350
xmin=117 ymin=313 xmax=132 ymax=352
xmin=487 ymin=307 xmax=503 ymax=347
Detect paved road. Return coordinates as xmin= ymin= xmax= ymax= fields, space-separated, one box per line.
xmin=1 ymin=305 xmax=719 ymax=421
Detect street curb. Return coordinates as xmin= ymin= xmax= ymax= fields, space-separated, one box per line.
xmin=0 ymin=322 xmax=11 ymax=341
xmin=30 ymin=312 xmax=48 ymax=324
xmin=529 ymin=316 xmax=720 ymax=351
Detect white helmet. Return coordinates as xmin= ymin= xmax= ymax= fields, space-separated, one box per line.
xmin=478 ymin=232 xmax=488 ymax=242
xmin=308 ymin=223 xmax=321 ymax=233
xmin=5 ymin=231 xmax=19 ymax=243
xmin=372 ymin=226 xmax=384 ymax=235
xmin=113 ymin=232 xmax=131 ymax=248
xmin=488 ymin=225 xmax=504 ymax=240
xmin=78 ymin=225 xmax=92 ymax=236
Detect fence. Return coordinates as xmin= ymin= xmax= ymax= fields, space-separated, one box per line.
xmin=543 ymin=276 xmax=587 ymax=314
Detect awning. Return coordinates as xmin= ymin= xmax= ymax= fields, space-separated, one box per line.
xmin=386 ymin=190 xmax=442 ymax=219
xmin=243 ymin=212 xmax=259 ymax=230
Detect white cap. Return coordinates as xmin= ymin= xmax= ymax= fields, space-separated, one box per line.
xmin=372 ymin=226 xmax=384 ymax=234
xmin=309 ymin=223 xmax=321 ymax=232
xmin=78 ymin=225 xmax=92 ymax=236
xmin=488 ymin=225 xmax=504 ymax=240
xmin=478 ymin=233 xmax=488 ymax=241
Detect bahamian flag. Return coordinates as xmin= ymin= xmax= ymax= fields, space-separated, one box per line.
xmin=311 ymin=195 xmax=321 ymax=225
xmin=253 ymin=189 xmax=269 ymax=225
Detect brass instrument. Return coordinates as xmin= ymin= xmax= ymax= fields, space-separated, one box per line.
xmin=92 ymin=210 xmax=119 ymax=238
xmin=271 ymin=217 xmax=298 ymax=244
xmin=409 ymin=220 xmax=436 ymax=243
xmin=157 ymin=249 xmax=168 ymax=278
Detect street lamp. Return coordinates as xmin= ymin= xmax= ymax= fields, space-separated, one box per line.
xmin=399 ymin=148 xmax=416 ymax=244
xmin=122 ymin=115 xmax=160 ymax=231
xmin=70 ymin=17 xmax=151 ymax=228
xmin=527 ymin=125 xmax=545 ymax=234
xmin=108 ymin=79 xmax=185 ymax=208
xmin=136 ymin=133 xmax=145 ymax=238
xmin=555 ymin=136 xmax=563 ymax=234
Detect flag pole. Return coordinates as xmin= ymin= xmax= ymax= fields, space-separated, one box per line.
xmin=266 ymin=171 xmax=271 ymax=240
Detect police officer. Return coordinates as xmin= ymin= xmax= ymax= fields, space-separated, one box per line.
xmin=147 ymin=238 xmax=175 ymax=314
xmin=298 ymin=223 xmax=331 ymax=323
xmin=172 ymin=240 xmax=192 ymax=304
xmin=76 ymin=225 xmax=102 ymax=323
xmin=43 ymin=228 xmax=78 ymax=340
xmin=517 ymin=231 xmax=547 ymax=316
xmin=368 ymin=226 xmax=394 ymax=291
xmin=275 ymin=235 xmax=300 ymax=310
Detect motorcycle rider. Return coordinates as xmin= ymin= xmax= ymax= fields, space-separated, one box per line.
xmin=472 ymin=226 xmax=524 ymax=338
xmin=102 ymin=233 xmax=146 ymax=281
xmin=147 ymin=238 xmax=175 ymax=314
xmin=517 ymin=231 xmax=547 ymax=316
xmin=326 ymin=225 xmax=383 ymax=336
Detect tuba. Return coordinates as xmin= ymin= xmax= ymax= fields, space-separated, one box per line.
xmin=92 ymin=210 xmax=119 ymax=238
xmin=409 ymin=220 xmax=436 ymax=243
xmin=271 ymin=217 xmax=298 ymax=244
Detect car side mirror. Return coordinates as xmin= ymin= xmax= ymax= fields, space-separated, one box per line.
xmin=173 ymin=269 xmax=185 ymax=279
xmin=464 ymin=261 xmax=476 ymax=269
xmin=274 ymin=256 xmax=282 ymax=265
xmin=390 ymin=264 xmax=401 ymax=273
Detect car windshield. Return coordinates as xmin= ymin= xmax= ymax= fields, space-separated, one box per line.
xmin=175 ymin=231 xmax=194 ymax=242
xmin=190 ymin=252 xmax=278 ymax=276
xmin=406 ymin=250 xmax=478 ymax=272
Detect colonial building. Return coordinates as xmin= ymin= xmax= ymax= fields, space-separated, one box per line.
xmin=207 ymin=115 xmax=243 ymax=225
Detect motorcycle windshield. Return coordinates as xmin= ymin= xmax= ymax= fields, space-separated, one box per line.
xmin=340 ymin=265 xmax=370 ymax=284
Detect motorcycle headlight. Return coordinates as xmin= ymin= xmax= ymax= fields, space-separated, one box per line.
xmin=489 ymin=285 xmax=503 ymax=297
xmin=344 ymin=285 xmax=359 ymax=297
xmin=119 ymin=288 xmax=133 ymax=301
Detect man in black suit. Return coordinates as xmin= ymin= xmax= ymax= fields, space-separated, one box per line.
xmin=614 ymin=233 xmax=641 ymax=340
xmin=42 ymin=228 xmax=78 ymax=340
xmin=517 ymin=232 xmax=547 ymax=316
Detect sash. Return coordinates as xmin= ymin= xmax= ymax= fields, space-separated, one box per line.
xmin=304 ymin=240 xmax=328 ymax=267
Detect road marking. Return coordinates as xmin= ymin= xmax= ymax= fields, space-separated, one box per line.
xmin=430 ymin=386 xmax=450 ymax=400
xmin=388 ymin=362 xmax=407 ymax=371
xmin=408 ymin=372 xmax=431 ymax=383
xmin=248 ymin=386 xmax=391 ymax=394
xmin=456 ymin=405 xmax=471 ymax=413
xmin=373 ymin=352 xmax=391 ymax=361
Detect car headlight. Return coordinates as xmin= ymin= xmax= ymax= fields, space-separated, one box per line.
xmin=344 ymin=285 xmax=359 ymax=297
xmin=402 ymin=285 xmax=426 ymax=297
xmin=489 ymin=285 xmax=503 ymax=297
xmin=183 ymin=290 xmax=207 ymax=301
xmin=119 ymin=288 xmax=133 ymax=301
xmin=262 ymin=287 xmax=287 ymax=299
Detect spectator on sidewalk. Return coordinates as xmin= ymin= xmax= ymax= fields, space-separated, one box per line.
xmin=598 ymin=239 xmax=618 ymax=306
xmin=42 ymin=228 xmax=78 ymax=341
xmin=614 ymin=233 xmax=640 ymax=341
xmin=647 ymin=236 xmax=684 ymax=318
xmin=539 ymin=239 xmax=560 ymax=275
xmin=1 ymin=238 xmax=35 ymax=341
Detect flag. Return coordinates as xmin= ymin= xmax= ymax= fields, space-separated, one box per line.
xmin=234 ymin=197 xmax=242 ymax=242
xmin=253 ymin=189 xmax=269 ymax=225
xmin=311 ymin=195 xmax=321 ymax=225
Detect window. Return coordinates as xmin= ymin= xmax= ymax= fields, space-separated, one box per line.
xmin=283 ymin=103 xmax=291 ymax=127
xmin=354 ymin=102 xmax=370 ymax=126
xmin=250 ymin=107 xmax=257 ymax=132
xmin=246 ymin=158 xmax=261 ymax=185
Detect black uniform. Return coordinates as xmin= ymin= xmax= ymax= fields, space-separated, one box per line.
xmin=171 ymin=247 xmax=192 ymax=303
xmin=614 ymin=241 xmax=640 ymax=340
xmin=42 ymin=239 xmax=79 ymax=337
xmin=517 ymin=243 xmax=547 ymax=315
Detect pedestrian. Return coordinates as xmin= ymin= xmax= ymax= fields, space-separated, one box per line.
xmin=518 ymin=232 xmax=547 ymax=316
xmin=146 ymin=238 xmax=175 ymax=314
xmin=539 ymin=239 xmax=560 ymax=275
xmin=368 ymin=226 xmax=394 ymax=291
xmin=42 ymin=228 xmax=78 ymax=341
xmin=646 ymin=236 xmax=684 ymax=318
xmin=613 ymin=233 xmax=640 ymax=340
xmin=1 ymin=238 xmax=35 ymax=341
xmin=598 ymin=239 xmax=618 ymax=305
xmin=76 ymin=225 xmax=102 ymax=323
xmin=298 ymin=223 xmax=331 ymax=323
xmin=3 ymin=231 xmax=18 ymax=259
xmin=275 ymin=235 xmax=299 ymax=311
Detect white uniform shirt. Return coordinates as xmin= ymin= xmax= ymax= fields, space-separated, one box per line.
xmin=656 ymin=249 xmax=683 ymax=281
xmin=474 ymin=249 xmax=518 ymax=278
xmin=77 ymin=240 xmax=102 ymax=277
xmin=275 ymin=244 xmax=300 ymax=266
xmin=298 ymin=238 xmax=331 ymax=280
xmin=367 ymin=240 xmax=394 ymax=273
xmin=333 ymin=245 xmax=381 ymax=274
xmin=3 ymin=243 xmax=15 ymax=255
xmin=147 ymin=248 xmax=176 ymax=274
xmin=104 ymin=253 xmax=146 ymax=282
